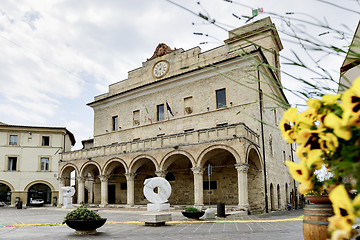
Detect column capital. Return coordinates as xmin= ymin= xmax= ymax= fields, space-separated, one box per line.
xmin=99 ymin=175 xmax=109 ymax=182
xmin=155 ymin=170 xmax=166 ymax=178
xmin=191 ymin=167 xmax=203 ymax=175
xmin=124 ymin=172 xmax=136 ymax=181
xmin=76 ymin=176 xmax=86 ymax=182
xmin=235 ymin=163 xmax=250 ymax=172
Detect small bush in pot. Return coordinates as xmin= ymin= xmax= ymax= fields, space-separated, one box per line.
xmin=63 ymin=206 xmax=106 ymax=235
xmin=182 ymin=206 xmax=205 ymax=219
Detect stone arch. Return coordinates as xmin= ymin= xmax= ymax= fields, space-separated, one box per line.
xmin=247 ymin=145 xmax=265 ymax=213
xmin=0 ymin=180 xmax=14 ymax=205
xmin=197 ymin=144 xmax=241 ymax=167
xmin=160 ymin=150 xmax=195 ymax=170
xmin=80 ymin=161 xmax=102 ymax=178
xmin=245 ymin=144 xmax=263 ymax=168
xmin=24 ymin=180 xmax=55 ymax=192
xmin=103 ymin=157 xmax=128 ymax=175
xmin=160 ymin=150 xmax=195 ymax=205
xmin=59 ymin=163 xmax=79 ymax=178
xmin=129 ymin=154 xmax=159 ymax=173
xmin=79 ymin=161 xmax=102 ymax=204
xmin=0 ymin=180 xmax=15 ymax=192
xmin=25 ymin=180 xmax=54 ymax=205
xmin=129 ymin=154 xmax=158 ymax=204
xmin=102 ymin=157 xmax=128 ymax=204
xmin=198 ymin=144 xmax=239 ymax=205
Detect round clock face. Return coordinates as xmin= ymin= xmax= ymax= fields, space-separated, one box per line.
xmin=153 ymin=61 xmax=169 ymax=78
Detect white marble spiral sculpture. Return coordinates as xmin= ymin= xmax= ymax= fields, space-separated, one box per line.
xmin=143 ymin=177 xmax=171 ymax=204
xmin=62 ymin=186 xmax=75 ymax=209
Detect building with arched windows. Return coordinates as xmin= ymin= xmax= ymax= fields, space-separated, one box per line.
xmin=59 ymin=17 xmax=298 ymax=213
xmin=0 ymin=123 xmax=75 ymax=207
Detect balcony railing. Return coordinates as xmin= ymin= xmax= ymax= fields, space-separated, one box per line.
xmin=61 ymin=122 xmax=259 ymax=161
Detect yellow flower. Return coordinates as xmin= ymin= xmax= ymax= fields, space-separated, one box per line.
xmin=321 ymin=93 xmax=340 ymax=105
xmin=283 ymin=107 xmax=298 ymax=122
xmin=279 ymin=119 xmax=295 ymax=143
xmin=298 ymin=179 xmax=314 ymax=195
xmin=323 ymin=113 xmax=352 ymax=140
xmin=307 ymin=98 xmax=321 ymax=110
xmin=319 ymin=132 xmax=339 ymax=152
xmin=329 ymin=185 xmax=356 ymax=223
xmin=306 ymin=149 xmax=323 ymax=170
xmin=285 ymin=160 xmax=310 ymax=183
xmin=340 ymin=77 xmax=360 ymax=128
xmin=328 ymin=216 xmax=354 ymax=239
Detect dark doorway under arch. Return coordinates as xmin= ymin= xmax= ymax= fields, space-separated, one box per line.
xmin=0 ymin=183 xmax=11 ymax=205
xmin=28 ymin=183 xmax=51 ymax=204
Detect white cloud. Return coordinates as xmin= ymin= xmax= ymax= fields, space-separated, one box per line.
xmin=0 ymin=0 xmax=358 ymax=148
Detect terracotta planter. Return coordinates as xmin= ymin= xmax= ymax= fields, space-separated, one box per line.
xmin=181 ymin=211 xmax=205 ymax=219
xmin=65 ymin=218 xmax=107 ymax=235
xmin=305 ymin=195 xmax=331 ymax=204
xmin=303 ymin=203 xmax=333 ymax=240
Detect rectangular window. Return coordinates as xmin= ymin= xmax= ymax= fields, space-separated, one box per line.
xmin=133 ymin=110 xmax=140 ymax=126
xmin=40 ymin=157 xmax=50 ymax=171
xmin=203 ymin=181 xmax=217 ymax=190
xmin=216 ymin=88 xmax=226 ymax=108
xmin=157 ymin=104 xmax=164 ymax=121
xmin=9 ymin=135 xmax=18 ymax=145
xmin=8 ymin=157 xmax=17 ymax=171
xmin=112 ymin=116 xmax=118 ymax=131
xmin=42 ymin=136 xmax=50 ymax=146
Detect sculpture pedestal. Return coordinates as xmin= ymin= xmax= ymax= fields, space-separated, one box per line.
xmin=62 ymin=196 xmax=74 ymax=209
xmin=142 ymin=213 xmax=172 ymax=226
xmin=147 ymin=203 xmax=170 ymax=212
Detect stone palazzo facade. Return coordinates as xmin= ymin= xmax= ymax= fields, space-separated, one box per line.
xmin=59 ymin=17 xmax=297 ymax=213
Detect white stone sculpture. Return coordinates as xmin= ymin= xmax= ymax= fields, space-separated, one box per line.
xmin=143 ymin=177 xmax=171 ymax=211
xmin=62 ymin=186 xmax=75 ymax=209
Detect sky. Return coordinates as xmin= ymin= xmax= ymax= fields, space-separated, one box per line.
xmin=0 ymin=0 xmax=359 ymax=149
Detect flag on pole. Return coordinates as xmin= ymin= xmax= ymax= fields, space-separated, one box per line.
xmin=166 ymin=101 xmax=174 ymax=117
xmin=145 ymin=106 xmax=152 ymax=123
xmin=252 ymin=8 xmax=263 ymax=17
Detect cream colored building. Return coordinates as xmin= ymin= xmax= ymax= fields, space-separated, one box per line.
xmin=60 ymin=17 xmax=297 ymax=213
xmin=339 ymin=19 xmax=360 ymax=91
xmin=0 ymin=123 xmax=75 ymax=207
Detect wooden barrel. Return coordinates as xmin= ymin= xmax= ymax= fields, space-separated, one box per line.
xmin=303 ymin=203 xmax=333 ymax=240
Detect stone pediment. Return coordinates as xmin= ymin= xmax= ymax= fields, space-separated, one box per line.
xmin=147 ymin=43 xmax=175 ymax=61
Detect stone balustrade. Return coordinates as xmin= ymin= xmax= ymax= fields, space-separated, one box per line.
xmin=61 ymin=122 xmax=258 ymax=161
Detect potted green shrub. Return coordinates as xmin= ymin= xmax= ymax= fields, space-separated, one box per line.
xmin=63 ymin=206 xmax=107 ymax=235
xmin=181 ymin=206 xmax=205 ymax=219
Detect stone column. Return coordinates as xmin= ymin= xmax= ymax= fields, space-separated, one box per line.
xmin=77 ymin=177 xmax=85 ymax=204
xmin=191 ymin=167 xmax=204 ymax=207
xmin=99 ymin=175 xmax=109 ymax=207
xmin=125 ymin=173 xmax=136 ymax=207
xmin=235 ymin=163 xmax=250 ymax=211
xmin=57 ymin=177 xmax=66 ymax=207
xmin=155 ymin=170 xmax=166 ymax=178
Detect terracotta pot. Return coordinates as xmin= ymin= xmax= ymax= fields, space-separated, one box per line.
xmin=65 ymin=218 xmax=107 ymax=235
xmin=303 ymin=204 xmax=333 ymax=240
xmin=305 ymin=195 xmax=331 ymax=204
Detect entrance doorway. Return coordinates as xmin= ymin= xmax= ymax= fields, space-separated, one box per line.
xmin=28 ymin=183 xmax=51 ymax=204
xmin=108 ymin=185 xmax=115 ymax=204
